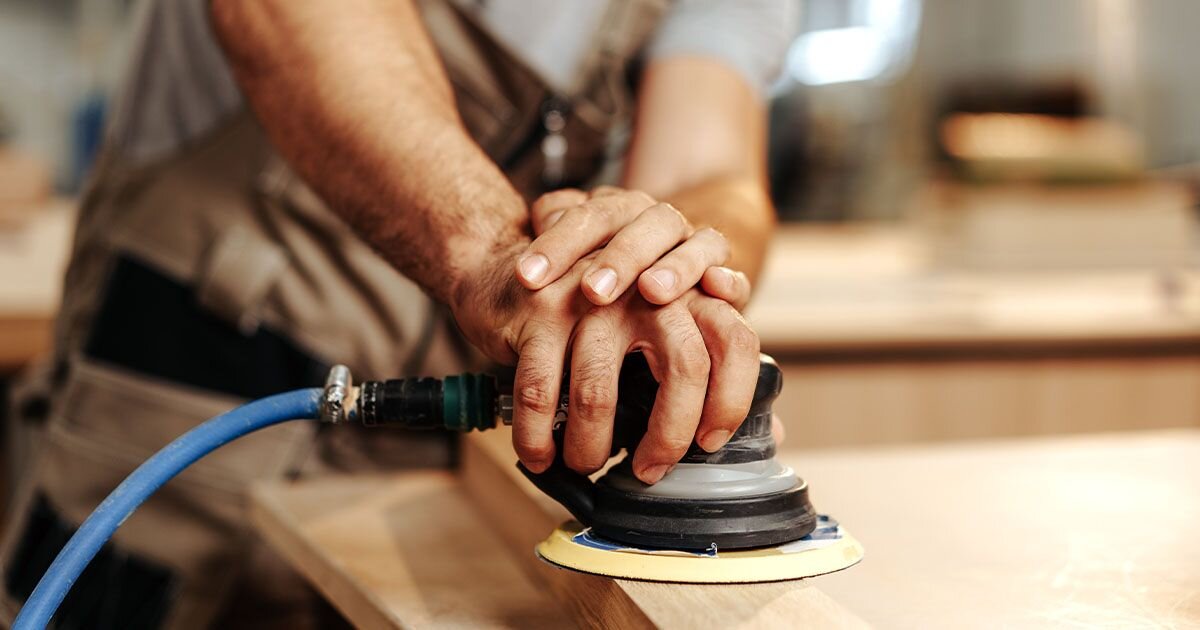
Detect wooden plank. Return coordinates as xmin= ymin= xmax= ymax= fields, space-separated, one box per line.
xmin=789 ymin=430 xmax=1200 ymax=628
xmin=249 ymin=472 xmax=573 ymax=629
xmin=459 ymin=430 xmax=870 ymax=629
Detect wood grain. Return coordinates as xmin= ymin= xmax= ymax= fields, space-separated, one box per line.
xmin=250 ymin=472 xmax=572 ymax=629
xmin=788 ymin=430 xmax=1200 ymax=628
xmin=459 ymin=429 xmax=869 ymax=630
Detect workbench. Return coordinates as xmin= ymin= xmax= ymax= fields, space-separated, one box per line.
xmin=250 ymin=429 xmax=1200 ymax=628
xmin=0 ymin=199 xmax=73 ymax=374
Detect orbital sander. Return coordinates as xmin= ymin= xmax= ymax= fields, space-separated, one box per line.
xmin=352 ymin=353 xmax=863 ymax=583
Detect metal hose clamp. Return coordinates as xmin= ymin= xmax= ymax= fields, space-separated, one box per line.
xmin=320 ymin=365 xmax=353 ymax=424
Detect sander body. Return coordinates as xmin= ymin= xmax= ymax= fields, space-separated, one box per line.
xmin=352 ymin=353 xmax=863 ymax=582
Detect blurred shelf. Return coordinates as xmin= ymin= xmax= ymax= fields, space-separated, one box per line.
xmin=748 ymin=222 xmax=1200 ymax=358
xmin=0 ymin=198 xmax=74 ymax=373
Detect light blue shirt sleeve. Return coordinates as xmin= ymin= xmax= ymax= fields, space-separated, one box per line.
xmin=645 ymin=0 xmax=801 ymax=94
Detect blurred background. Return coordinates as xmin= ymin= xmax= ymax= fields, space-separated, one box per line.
xmin=2 ymin=0 xmax=1200 ymax=453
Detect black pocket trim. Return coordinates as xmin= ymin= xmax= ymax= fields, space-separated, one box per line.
xmin=85 ymin=255 xmax=328 ymax=399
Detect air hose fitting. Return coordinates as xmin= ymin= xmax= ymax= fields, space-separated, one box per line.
xmin=340 ymin=366 xmax=514 ymax=432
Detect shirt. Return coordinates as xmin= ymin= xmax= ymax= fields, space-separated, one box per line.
xmin=106 ymin=0 xmax=800 ymax=166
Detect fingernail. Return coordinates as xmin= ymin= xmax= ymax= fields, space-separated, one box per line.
xmin=640 ymin=463 xmax=671 ymax=484
xmin=648 ymin=269 xmax=676 ymax=292
xmin=519 ymin=254 xmax=549 ymax=284
xmin=544 ymin=210 xmax=565 ymax=228
xmin=587 ymin=267 xmax=618 ymax=298
xmin=700 ymin=429 xmax=731 ymax=452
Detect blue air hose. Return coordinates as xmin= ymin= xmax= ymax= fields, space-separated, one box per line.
xmin=12 ymin=388 xmax=323 ymax=630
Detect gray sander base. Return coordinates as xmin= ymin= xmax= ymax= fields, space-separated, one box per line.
xmin=603 ymin=459 xmax=801 ymax=500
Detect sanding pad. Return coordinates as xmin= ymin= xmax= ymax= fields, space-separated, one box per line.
xmin=535 ymin=515 xmax=863 ymax=583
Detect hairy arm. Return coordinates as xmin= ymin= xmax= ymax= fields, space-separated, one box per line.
xmin=210 ymin=0 xmax=528 ymax=315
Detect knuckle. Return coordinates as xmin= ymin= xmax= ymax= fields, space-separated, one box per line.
xmin=574 ymin=378 xmax=617 ymax=418
xmin=515 ymin=368 xmax=558 ymax=415
xmin=653 ymin=203 xmax=689 ymax=233
xmin=564 ymin=206 xmax=598 ymax=233
xmin=599 ymin=237 xmax=638 ymax=265
xmin=572 ymin=329 xmax=620 ymax=416
xmin=723 ymin=319 xmax=760 ymax=355
xmin=669 ymin=332 xmax=711 ymax=381
xmin=650 ymin=432 xmax=694 ymax=457
xmin=627 ymin=190 xmax=656 ymax=208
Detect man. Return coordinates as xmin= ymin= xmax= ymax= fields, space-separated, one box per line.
xmin=1 ymin=0 xmax=796 ymax=626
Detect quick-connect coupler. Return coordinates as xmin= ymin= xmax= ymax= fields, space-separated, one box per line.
xmin=321 ymin=365 xmax=514 ymax=431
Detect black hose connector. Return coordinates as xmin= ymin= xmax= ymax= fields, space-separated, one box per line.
xmin=357 ymin=373 xmax=499 ymax=431
xmin=358 ymin=377 xmax=443 ymax=429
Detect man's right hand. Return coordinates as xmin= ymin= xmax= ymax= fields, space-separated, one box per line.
xmin=453 ymin=249 xmax=761 ymax=485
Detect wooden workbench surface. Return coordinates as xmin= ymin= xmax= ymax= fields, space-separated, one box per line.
xmin=250 ymin=430 xmax=1199 ymax=628
xmin=796 ymin=429 xmax=1200 ymax=628
xmin=250 ymin=472 xmax=572 ymax=629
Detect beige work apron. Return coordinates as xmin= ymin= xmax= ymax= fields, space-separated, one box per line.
xmin=0 ymin=1 xmax=666 ymax=627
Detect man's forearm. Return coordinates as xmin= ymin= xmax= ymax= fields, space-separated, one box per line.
xmin=210 ymin=0 xmax=528 ymax=308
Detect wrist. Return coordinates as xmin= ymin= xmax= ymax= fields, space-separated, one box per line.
xmin=448 ymin=237 xmax=530 ymax=363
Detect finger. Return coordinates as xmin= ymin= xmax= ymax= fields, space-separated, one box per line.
xmin=581 ymin=203 xmax=691 ymax=305
xmin=563 ymin=313 xmax=627 ymax=474
xmin=511 ymin=327 xmax=570 ymax=473
xmin=530 ymin=188 xmax=587 ymax=234
xmin=689 ymin=297 xmax=760 ymax=452
xmin=516 ymin=190 xmax=656 ymax=289
xmin=699 ymin=266 xmax=753 ymax=310
xmin=637 ymin=227 xmax=730 ymax=305
xmin=631 ymin=305 xmax=710 ymax=484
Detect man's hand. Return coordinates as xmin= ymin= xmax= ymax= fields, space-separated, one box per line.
xmin=515 ymin=187 xmax=754 ymax=310
xmin=455 ymin=251 xmax=761 ymax=485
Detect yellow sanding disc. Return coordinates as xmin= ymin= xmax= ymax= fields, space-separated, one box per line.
xmin=535 ymin=515 xmax=863 ymax=583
